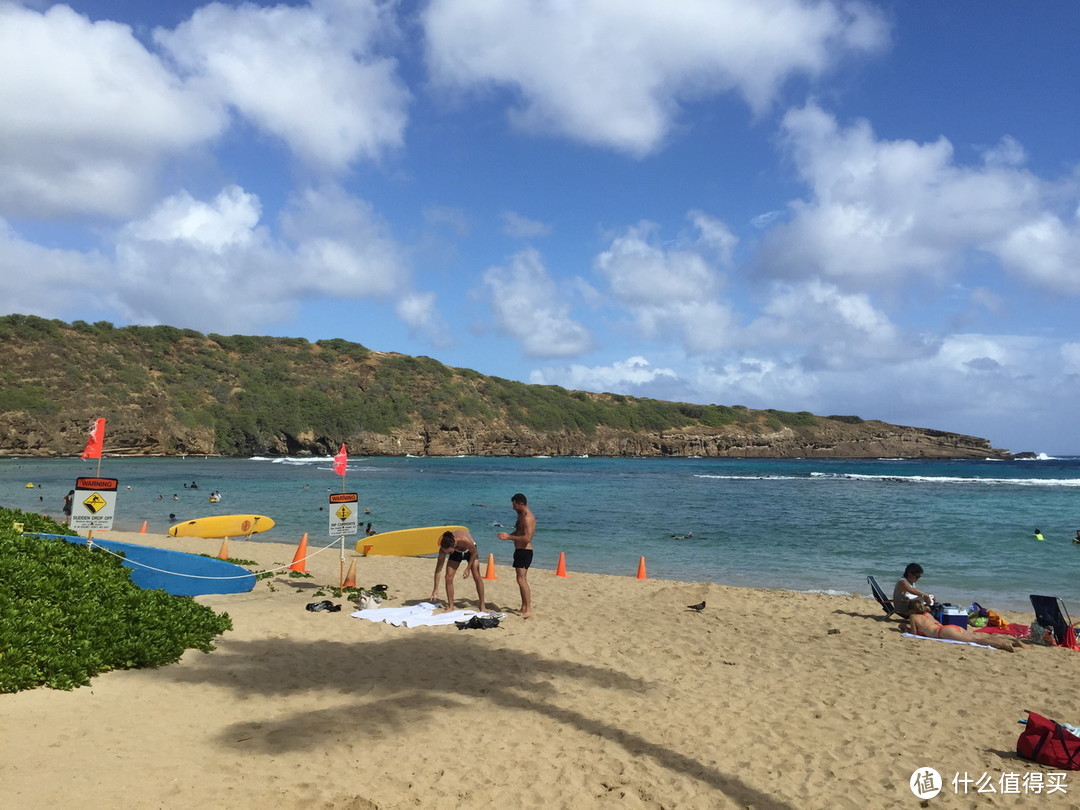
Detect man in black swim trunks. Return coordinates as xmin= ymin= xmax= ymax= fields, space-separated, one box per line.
xmin=497 ymin=493 xmax=535 ymax=619
xmin=430 ymin=528 xmax=485 ymax=612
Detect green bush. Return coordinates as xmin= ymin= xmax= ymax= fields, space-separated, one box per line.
xmin=0 ymin=508 xmax=232 ymax=693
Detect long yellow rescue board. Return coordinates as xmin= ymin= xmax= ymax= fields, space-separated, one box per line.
xmin=169 ymin=514 xmax=275 ymax=539
xmin=355 ymin=525 xmax=467 ymax=557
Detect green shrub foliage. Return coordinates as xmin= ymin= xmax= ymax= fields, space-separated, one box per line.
xmin=0 ymin=314 xmax=861 ymax=456
xmin=0 ymin=508 xmax=232 ymax=693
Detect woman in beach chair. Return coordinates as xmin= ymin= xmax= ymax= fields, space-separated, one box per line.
xmin=902 ymin=598 xmax=1023 ymax=652
xmin=891 ymin=563 xmax=934 ymax=619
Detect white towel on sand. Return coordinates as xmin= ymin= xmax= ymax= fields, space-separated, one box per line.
xmin=901 ymin=632 xmax=997 ymax=650
xmin=351 ymin=602 xmax=479 ymax=627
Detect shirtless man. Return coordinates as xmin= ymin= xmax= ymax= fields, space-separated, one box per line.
xmin=497 ymin=493 xmax=535 ymax=618
xmin=430 ymin=528 xmax=485 ymax=612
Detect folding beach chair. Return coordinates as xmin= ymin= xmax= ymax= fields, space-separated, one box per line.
xmin=1030 ymin=595 xmax=1079 ymax=648
xmin=867 ymin=576 xmax=897 ymax=618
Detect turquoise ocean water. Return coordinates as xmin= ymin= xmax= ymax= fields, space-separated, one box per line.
xmin=3 ymin=455 xmax=1078 ymax=611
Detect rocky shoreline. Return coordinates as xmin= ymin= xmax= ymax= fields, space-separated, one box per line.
xmin=0 ymin=415 xmax=1012 ymax=460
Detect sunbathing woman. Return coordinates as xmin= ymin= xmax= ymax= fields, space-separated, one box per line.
xmin=902 ymin=598 xmax=1023 ymax=652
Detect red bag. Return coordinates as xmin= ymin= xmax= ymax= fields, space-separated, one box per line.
xmin=1017 ymin=711 xmax=1080 ymax=770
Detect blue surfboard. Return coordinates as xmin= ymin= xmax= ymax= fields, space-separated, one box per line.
xmin=36 ymin=534 xmax=257 ymax=597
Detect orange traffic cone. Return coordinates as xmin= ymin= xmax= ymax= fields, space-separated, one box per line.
xmin=290 ymin=533 xmax=308 ymax=573
xmin=636 ymin=556 xmax=647 ymax=580
xmin=555 ymin=551 xmax=568 ymax=577
xmin=217 ymin=538 xmax=230 ymax=560
xmin=483 ymin=553 xmax=497 ymax=580
xmin=343 ymin=559 xmax=357 ymax=589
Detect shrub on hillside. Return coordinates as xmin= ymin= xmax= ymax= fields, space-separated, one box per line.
xmin=0 ymin=508 xmax=232 ymax=693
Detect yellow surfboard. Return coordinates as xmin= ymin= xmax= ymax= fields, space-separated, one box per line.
xmin=169 ymin=514 xmax=275 ymax=539
xmin=355 ymin=525 xmax=467 ymax=557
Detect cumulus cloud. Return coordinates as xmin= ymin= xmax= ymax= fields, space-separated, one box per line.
xmin=422 ymin=0 xmax=887 ymax=155
xmin=529 ymin=355 xmax=678 ymax=392
xmin=94 ymin=183 xmax=408 ymax=333
xmin=0 ymin=218 xmax=108 ymax=317
xmin=0 ymin=4 xmax=224 ymax=218
xmin=396 ymin=291 xmax=452 ymax=348
xmin=501 ymin=210 xmax=551 ymax=239
xmin=593 ymin=215 xmax=737 ymax=353
xmin=757 ymin=103 xmax=1080 ymax=293
xmin=745 ymin=280 xmax=939 ymax=371
xmin=155 ymin=0 xmax=409 ymax=170
xmin=279 ymin=185 xmax=409 ymax=298
xmin=481 ymin=248 xmax=593 ymax=357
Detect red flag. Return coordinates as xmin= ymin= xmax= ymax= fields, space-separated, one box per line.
xmin=80 ymin=418 xmax=106 ymax=459
xmin=332 ymin=443 xmax=348 ymax=476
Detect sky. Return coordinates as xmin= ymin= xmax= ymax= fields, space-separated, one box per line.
xmin=2 ymin=1 xmax=1079 ymax=454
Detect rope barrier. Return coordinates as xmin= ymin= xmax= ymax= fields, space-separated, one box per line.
xmin=31 ymin=532 xmax=344 ymax=583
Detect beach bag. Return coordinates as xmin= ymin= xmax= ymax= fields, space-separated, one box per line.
xmin=1030 ymin=622 xmax=1057 ymax=646
xmin=1017 ymin=711 xmax=1080 ymax=770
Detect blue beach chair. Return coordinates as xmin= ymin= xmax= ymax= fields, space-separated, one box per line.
xmin=1030 ymin=595 xmax=1076 ymax=647
xmin=867 ymin=576 xmax=897 ymax=618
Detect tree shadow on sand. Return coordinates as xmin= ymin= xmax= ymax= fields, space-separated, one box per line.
xmin=168 ymin=634 xmax=795 ymax=809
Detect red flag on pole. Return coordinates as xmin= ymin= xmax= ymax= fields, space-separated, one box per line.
xmin=332 ymin=443 xmax=348 ymax=476
xmin=80 ymin=418 xmax=106 ymax=459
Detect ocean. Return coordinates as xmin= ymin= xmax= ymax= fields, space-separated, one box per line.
xmin=4 ymin=454 xmax=1078 ymax=612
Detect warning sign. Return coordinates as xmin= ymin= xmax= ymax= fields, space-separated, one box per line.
xmin=71 ymin=477 xmax=118 ymax=532
xmin=329 ymin=492 xmax=359 ymax=537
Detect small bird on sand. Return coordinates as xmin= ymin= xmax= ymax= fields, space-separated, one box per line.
xmin=687 ymin=601 xmax=706 ymax=612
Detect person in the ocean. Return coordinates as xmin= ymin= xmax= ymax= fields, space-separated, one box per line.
xmin=1033 ymin=528 xmax=1045 ymax=542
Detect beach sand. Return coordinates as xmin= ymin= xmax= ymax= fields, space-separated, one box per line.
xmin=5 ymin=530 xmax=1078 ymax=809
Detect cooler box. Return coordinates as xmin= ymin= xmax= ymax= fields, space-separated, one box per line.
xmin=941 ymin=606 xmax=968 ymax=630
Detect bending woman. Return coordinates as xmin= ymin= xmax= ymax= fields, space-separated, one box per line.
xmin=902 ymin=598 xmax=1023 ymax=652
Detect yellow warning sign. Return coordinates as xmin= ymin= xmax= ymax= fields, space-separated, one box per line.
xmin=328 ymin=491 xmax=359 ymax=537
xmin=83 ymin=492 xmax=107 ymax=514
xmin=71 ymin=476 xmax=118 ymax=531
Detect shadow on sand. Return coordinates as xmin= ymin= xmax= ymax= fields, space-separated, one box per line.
xmin=168 ymin=633 xmax=795 ymax=809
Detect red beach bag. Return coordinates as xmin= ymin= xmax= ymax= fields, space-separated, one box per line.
xmin=1017 ymin=711 xmax=1080 ymax=770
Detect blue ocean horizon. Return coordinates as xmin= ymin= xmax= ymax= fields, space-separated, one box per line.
xmin=4 ymin=454 xmax=1078 ymax=612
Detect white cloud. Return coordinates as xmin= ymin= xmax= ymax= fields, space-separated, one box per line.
xmin=422 ymin=0 xmax=887 ymax=155
xmin=101 ymin=184 xmax=409 ymax=333
xmin=396 ymin=291 xmax=452 ymax=348
xmin=1062 ymin=343 xmax=1080 ymax=374
xmin=758 ymin=104 xmax=1080 ymax=293
xmin=501 ymin=210 xmax=551 ymax=239
xmin=593 ymin=216 xmax=737 ymax=353
xmin=745 ymin=280 xmax=938 ymax=370
xmin=481 ymin=248 xmax=592 ymax=357
xmin=0 ymin=218 xmax=108 ymax=316
xmin=0 ymin=4 xmax=224 ymax=218
xmin=124 ymin=186 xmax=261 ymax=253
xmin=530 ymin=355 xmax=678 ymax=392
xmin=111 ymin=187 xmax=290 ymax=330
xmin=155 ymin=0 xmax=409 ymax=171
xmin=280 ymin=185 xmax=409 ymax=297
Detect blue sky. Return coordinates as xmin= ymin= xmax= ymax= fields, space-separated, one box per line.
xmin=2 ymin=1 xmax=1079 ymax=453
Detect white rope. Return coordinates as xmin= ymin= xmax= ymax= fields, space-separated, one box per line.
xmin=64 ymin=534 xmax=342 ymax=582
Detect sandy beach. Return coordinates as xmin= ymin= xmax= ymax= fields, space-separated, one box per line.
xmin=5 ymin=530 xmax=1079 ymax=809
